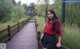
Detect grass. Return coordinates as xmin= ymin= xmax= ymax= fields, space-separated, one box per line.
xmin=0 ymin=16 xmax=29 ymax=31
xmin=34 ymin=16 xmax=80 ymax=49
xmin=62 ymin=24 xmax=80 ymax=49
xmin=34 ymin=16 xmax=45 ymax=33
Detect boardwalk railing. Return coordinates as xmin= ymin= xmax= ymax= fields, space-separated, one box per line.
xmin=0 ymin=17 xmax=32 ymax=43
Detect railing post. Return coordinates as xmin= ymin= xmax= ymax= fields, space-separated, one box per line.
xmin=23 ymin=20 xmax=25 ymax=26
xmin=35 ymin=19 xmax=41 ymax=49
xmin=18 ymin=22 xmax=19 ymax=32
xmin=8 ymin=25 xmax=11 ymax=41
xmin=25 ymin=20 xmax=26 ymax=25
xmin=22 ymin=21 xmax=24 ymax=27
xmin=23 ymin=21 xmax=24 ymax=26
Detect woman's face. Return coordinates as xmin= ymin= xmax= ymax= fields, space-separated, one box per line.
xmin=47 ymin=11 xmax=54 ymax=20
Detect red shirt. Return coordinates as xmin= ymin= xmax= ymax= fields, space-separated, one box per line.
xmin=43 ymin=19 xmax=62 ymax=36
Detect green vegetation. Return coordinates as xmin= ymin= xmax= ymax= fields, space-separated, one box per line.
xmin=34 ymin=16 xmax=45 ymax=33
xmin=62 ymin=24 xmax=80 ymax=49
xmin=0 ymin=17 xmax=29 ymax=30
xmin=0 ymin=0 xmax=28 ymax=30
xmin=65 ymin=3 xmax=80 ymax=27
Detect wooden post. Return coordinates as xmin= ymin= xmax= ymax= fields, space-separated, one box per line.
xmin=17 ymin=22 xmax=19 ymax=32
xmin=25 ymin=20 xmax=26 ymax=25
xmin=8 ymin=25 xmax=11 ymax=41
xmin=22 ymin=21 xmax=24 ymax=27
xmin=24 ymin=20 xmax=25 ymax=26
xmin=23 ymin=21 xmax=24 ymax=26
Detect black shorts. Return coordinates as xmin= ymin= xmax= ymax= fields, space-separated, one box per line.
xmin=41 ymin=33 xmax=58 ymax=49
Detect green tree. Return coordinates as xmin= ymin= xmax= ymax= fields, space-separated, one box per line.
xmin=0 ymin=0 xmax=13 ymax=22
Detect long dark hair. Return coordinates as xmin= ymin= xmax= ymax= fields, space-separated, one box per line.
xmin=47 ymin=9 xmax=58 ymax=32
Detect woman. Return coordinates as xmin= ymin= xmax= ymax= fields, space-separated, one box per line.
xmin=41 ymin=9 xmax=62 ymax=49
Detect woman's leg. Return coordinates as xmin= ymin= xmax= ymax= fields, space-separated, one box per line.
xmin=45 ymin=42 xmax=57 ymax=49
xmin=45 ymin=35 xmax=57 ymax=49
xmin=41 ymin=34 xmax=47 ymax=49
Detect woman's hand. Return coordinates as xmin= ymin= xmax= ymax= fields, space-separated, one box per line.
xmin=40 ymin=33 xmax=44 ymax=39
xmin=57 ymin=36 xmax=62 ymax=48
xmin=56 ymin=43 xmax=61 ymax=48
xmin=39 ymin=33 xmax=44 ymax=44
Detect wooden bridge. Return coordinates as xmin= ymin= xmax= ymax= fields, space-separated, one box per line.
xmin=6 ymin=19 xmax=38 ymax=49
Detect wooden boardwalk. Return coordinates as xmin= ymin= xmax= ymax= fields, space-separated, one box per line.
xmin=6 ymin=20 xmax=38 ymax=49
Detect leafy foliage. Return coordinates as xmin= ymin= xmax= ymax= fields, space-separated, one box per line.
xmin=0 ymin=0 xmax=27 ymax=23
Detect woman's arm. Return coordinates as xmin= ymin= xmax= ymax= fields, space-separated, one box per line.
xmin=58 ymin=36 xmax=62 ymax=43
xmin=56 ymin=19 xmax=62 ymax=48
xmin=56 ymin=36 xmax=62 ymax=48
